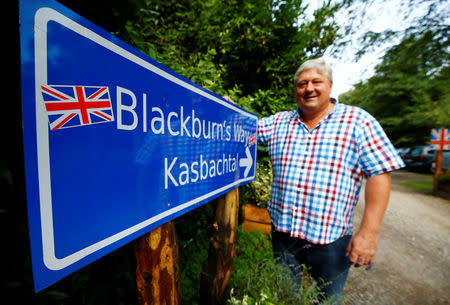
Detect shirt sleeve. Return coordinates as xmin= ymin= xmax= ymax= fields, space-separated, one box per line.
xmin=358 ymin=114 xmax=405 ymax=177
xmin=257 ymin=115 xmax=275 ymax=146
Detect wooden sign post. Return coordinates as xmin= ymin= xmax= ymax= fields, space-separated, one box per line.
xmin=200 ymin=188 xmax=239 ymax=305
xmin=134 ymin=187 xmax=240 ymax=305
xmin=434 ymin=150 xmax=443 ymax=193
xmin=135 ymin=221 xmax=181 ymax=305
xmin=430 ymin=128 xmax=450 ymax=193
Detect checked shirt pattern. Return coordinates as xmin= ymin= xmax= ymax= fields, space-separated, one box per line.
xmin=258 ymin=101 xmax=404 ymax=244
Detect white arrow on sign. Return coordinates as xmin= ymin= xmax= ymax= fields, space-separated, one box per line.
xmin=239 ymin=146 xmax=253 ymax=178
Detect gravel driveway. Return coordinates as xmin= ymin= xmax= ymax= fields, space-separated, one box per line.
xmin=343 ymin=170 xmax=450 ymax=305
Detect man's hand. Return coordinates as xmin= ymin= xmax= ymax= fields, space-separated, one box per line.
xmin=346 ymin=230 xmax=378 ymax=267
xmin=223 ymin=95 xmax=235 ymax=104
xmin=347 ymin=172 xmax=391 ymax=268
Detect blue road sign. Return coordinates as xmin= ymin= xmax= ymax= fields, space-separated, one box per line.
xmin=19 ymin=0 xmax=258 ymax=291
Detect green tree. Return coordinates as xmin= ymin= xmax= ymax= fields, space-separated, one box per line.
xmin=340 ymin=29 xmax=450 ymax=146
xmin=124 ymin=0 xmax=342 ymax=117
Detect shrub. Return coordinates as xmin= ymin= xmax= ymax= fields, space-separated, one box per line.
xmin=240 ymin=163 xmax=272 ymax=208
xmin=227 ymin=227 xmax=335 ymax=305
xmin=175 ymin=203 xmax=214 ymax=305
xmin=438 ymin=170 xmax=450 ymax=184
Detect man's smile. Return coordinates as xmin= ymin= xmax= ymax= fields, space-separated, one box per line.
xmin=303 ymin=94 xmax=318 ymax=100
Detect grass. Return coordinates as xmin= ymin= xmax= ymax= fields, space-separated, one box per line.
xmin=399 ymin=172 xmax=434 ymax=194
xmin=397 ymin=171 xmax=450 ymax=199
xmin=400 ymin=180 xmax=434 ymax=193
xmin=227 ymin=227 xmax=337 ymax=305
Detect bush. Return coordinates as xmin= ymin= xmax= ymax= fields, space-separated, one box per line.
xmin=240 ymin=162 xmax=272 ymax=208
xmin=227 ymin=227 xmax=335 ymax=305
xmin=174 ymin=203 xmax=214 ymax=305
xmin=438 ymin=170 xmax=450 ymax=184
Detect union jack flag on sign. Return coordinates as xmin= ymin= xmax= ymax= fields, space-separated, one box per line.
xmin=248 ymin=133 xmax=257 ymax=147
xmin=430 ymin=128 xmax=450 ymax=150
xmin=41 ymin=85 xmax=114 ymax=130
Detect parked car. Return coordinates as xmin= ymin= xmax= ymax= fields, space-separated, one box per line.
xmin=432 ymin=150 xmax=450 ymax=172
xmin=396 ymin=147 xmax=412 ymax=160
xmin=404 ymin=146 xmax=450 ymax=173
xmin=403 ymin=145 xmax=435 ymax=173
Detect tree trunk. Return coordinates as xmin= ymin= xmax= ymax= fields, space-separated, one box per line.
xmin=200 ymin=188 xmax=239 ymax=305
xmin=135 ymin=221 xmax=180 ymax=305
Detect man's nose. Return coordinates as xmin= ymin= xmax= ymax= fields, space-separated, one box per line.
xmin=305 ymin=82 xmax=314 ymax=92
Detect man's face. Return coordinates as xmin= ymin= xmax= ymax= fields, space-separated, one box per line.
xmin=295 ymin=69 xmax=332 ymax=113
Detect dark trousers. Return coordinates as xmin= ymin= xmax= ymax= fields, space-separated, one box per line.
xmin=272 ymin=231 xmax=351 ymax=304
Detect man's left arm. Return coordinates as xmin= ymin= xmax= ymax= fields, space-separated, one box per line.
xmin=346 ymin=172 xmax=391 ymax=267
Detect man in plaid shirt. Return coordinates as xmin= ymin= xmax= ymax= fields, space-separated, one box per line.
xmin=257 ymin=59 xmax=404 ymax=303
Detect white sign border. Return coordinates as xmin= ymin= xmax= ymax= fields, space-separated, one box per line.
xmin=34 ymin=7 xmax=257 ymax=271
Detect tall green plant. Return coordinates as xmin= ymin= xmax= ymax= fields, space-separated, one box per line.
xmin=240 ymin=163 xmax=272 ymax=208
xmin=340 ymin=30 xmax=449 ymax=146
xmin=123 ymin=0 xmax=342 ymax=117
xmin=228 ymin=227 xmax=336 ymax=305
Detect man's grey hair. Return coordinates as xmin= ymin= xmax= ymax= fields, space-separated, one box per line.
xmin=293 ymin=58 xmax=333 ymax=84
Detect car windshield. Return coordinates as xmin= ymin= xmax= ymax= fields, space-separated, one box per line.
xmin=409 ymin=147 xmax=424 ymax=156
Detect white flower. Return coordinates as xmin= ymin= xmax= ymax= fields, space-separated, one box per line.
xmin=260 ymin=292 xmax=268 ymax=301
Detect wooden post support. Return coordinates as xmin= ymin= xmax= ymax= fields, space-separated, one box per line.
xmin=434 ymin=149 xmax=443 ymax=193
xmin=135 ymin=220 xmax=180 ymax=305
xmin=200 ymin=187 xmax=239 ymax=305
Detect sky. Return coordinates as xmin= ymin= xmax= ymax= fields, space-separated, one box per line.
xmin=323 ymin=0 xmax=406 ymax=97
xmin=304 ymin=0 xmax=443 ymax=97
